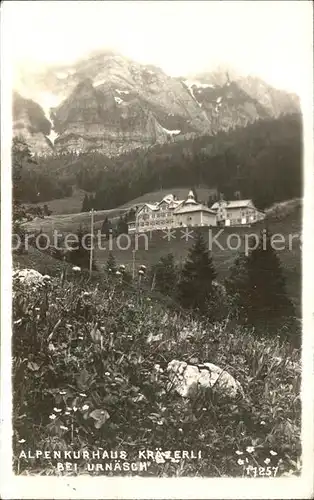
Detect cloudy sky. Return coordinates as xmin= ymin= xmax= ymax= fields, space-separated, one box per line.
xmin=3 ymin=0 xmax=313 ymax=94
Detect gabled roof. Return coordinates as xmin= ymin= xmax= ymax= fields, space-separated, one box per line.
xmin=136 ymin=202 xmax=158 ymax=214
xmin=211 ymin=199 xmax=252 ymax=210
xmin=158 ymin=194 xmax=184 ymax=208
xmin=174 ymin=204 xmax=216 ymax=215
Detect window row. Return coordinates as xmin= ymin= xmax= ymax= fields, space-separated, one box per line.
xmin=139 ymin=219 xmax=174 ymax=227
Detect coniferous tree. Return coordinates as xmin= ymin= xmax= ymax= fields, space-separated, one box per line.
xmin=12 ymin=138 xmax=37 ymax=253
xmin=81 ymin=194 xmax=89 ymax=212
xmin=226 ymin=230 xmax=296 ymax=338
xmin=177 ymin=230 xmax=217 ymax=313
xmin=67 ymin=227 xmax=96 ymax=270
xmin=128 ymin=207 xmax=136 ymax=222
xmin=43 ymin=204 xmax=52 ymax=216
xmin=117 ymin=215 xmax=128 ymax=235
xmin=245 ymin=229 xmax=295 ymax=331
xmin=101 ymin=216 xmax=112 ymax=238
xmin=106 ymin=252 xmax=117 ymax=273
xmin=89 ymin=194 xmax=96 ymax=210
xmin=225 ymin=253 xmax=250 ymax=320
xmin=151 ymin=253 xmax=178 ymax=296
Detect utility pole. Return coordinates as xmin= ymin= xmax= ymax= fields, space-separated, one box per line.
xmin=89 ymin=209 xmax=95 ymax=278
xmin=132 ymin=249 xmax=136 ymax=280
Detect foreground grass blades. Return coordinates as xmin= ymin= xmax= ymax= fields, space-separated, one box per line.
xmin=12 ymin=272 xmax=301 ymax=477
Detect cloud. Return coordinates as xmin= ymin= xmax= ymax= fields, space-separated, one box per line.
xmin=3 ymin=0 xmax=312 ymax=93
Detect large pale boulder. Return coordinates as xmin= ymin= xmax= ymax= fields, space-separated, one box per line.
xmin=13 ymin=269 xmax=51 ymax=288
xmin=167 ymin=359 xmax=243 ymax=399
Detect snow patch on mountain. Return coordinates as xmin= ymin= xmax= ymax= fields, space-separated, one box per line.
xmin=184 ymin=80 xmax=215 ymax=90
xmin=183 ymin=81 xmax=203 ymax=108
xmin=94 ymin=79 xmax=106 ymax=87
xmin=161 ymin=126 xmax=181 ymax=136
xmin=37 ymin=92 xmax=63 ymax=145
xmin=114 ymin=97 xmax=123 ymax=104
xmin=56 ymin=72 xmax=69 ymax=80
xmin=116 ymin=89 xmax=130 ymax=95
xmin=47 ymin=130 xmax=59 ymax=145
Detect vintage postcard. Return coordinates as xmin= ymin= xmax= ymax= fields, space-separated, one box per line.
xmin=1 ymin=1 xmax=313 ymax=498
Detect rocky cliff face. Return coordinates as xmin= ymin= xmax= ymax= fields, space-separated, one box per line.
xmin=13 ymin=51 xmax=300 ymax=156
xmin=13 ymin=93 xmax=53 ymax=154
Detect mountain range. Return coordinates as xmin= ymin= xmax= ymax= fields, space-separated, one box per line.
xmin=13 ymin=50 xmax=300 ymax=156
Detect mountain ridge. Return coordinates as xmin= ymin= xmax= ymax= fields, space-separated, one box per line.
xmin=13 ymin=50 xmax=301 ymax=156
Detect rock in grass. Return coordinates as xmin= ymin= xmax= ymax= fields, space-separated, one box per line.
xmin=167 ymin=359 xmax=243 ymax=399
xmin=13 ymin=268 xmax=51 ymax=288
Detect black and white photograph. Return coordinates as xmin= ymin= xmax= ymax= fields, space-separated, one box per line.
xmin=1 ymin=1 xmax=313 ymax=498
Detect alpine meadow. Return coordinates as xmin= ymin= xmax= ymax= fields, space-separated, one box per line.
xmin=5 ymin=1 xmax=310 ymax=490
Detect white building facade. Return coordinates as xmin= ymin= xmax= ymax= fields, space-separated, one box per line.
xmin=210 ymin=199 xmax=265 ymax=226
xmin=128 ymin=191 xmax=217 ymax=233
xmin=127 ymin=193 xmax=265 ymax=233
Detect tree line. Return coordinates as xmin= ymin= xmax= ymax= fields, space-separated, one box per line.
xmin=60 ymin=222 xmax=298 ymax=346
xmin=76 ymin=113 xmax=302 ymax=210
xmin=16 ymin=113 xmax=301 ymax=211
xmin=149 ymin=230 xmax=298 ymax=345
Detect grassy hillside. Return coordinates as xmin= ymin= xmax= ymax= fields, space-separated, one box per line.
xmin=21 ymin=198 xmax=302 ymax=313
xmin=12 ymin=270 xmax=301 ymax=477
xmin=22 ymin=187 xmax=216 ymax=235
xmin=26 ymin=187 xmax=217 ymax=217
xmin=117 ymin=187 xmax=217 ymax=209
xmin=13 ymin=246 xmax=68 ymax=277
xmin=26 ymin=189 xmax=87 ymax=215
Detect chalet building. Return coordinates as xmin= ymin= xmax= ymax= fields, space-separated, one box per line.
xmin=128 ymin=191 xmax=216 ymax=233
xmin=210 ymin=199 xmax=265 ymax=226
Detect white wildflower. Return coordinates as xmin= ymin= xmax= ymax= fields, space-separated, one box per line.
xmin=246 ymin=446 xmax=255 ymax=453
xmin=105 ymin=372 xmax=110 ymax=376
xmin=260 ymin=421 xmax=266 ymax=425
xmin=72 ymin=266 xmax=81 ymax=272
xmin=14 ymin=319 xmax=22 ymax=325
xmin=270 ymin=450 xmax=277 ymax=456
xmin=235 ymin=450 xmax=243 ymax=455
xmin=18 ymin=438 xmax=26 ymax=443
xmin=53 ymin=408 xmax=62 ymax=413
xmin=49 ymin=414 xmax=56 ymax=420
xmin=60 ymin=425 xmax=68 ymax=431
xmin=116 ymin=271 xmax=121 ymax=276
xmin=82 ymin=404 xmax=89 ymax=411
xmin=73 ymin=406 xmax=78 ymax=412
xmin=237 ymin=459 xmax=244 ymax=465
xmin=138 ymin=270 xmax=144 ymax=275
xmin=79 ymin=393 xmax=87 ymax=397
xmin=264 ymin=458 xmax=271 ymax=464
